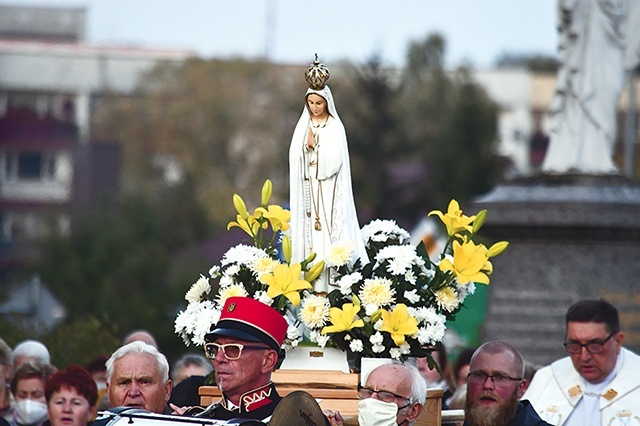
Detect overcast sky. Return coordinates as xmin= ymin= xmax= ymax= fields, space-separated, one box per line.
xmin=9 ymin=0 xmax=559 ymax=68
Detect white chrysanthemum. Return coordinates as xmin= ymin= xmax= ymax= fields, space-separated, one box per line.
xmin=370 ymin=331 xmax=384 ymax=345
xmin=224 ymin=265 xmax=240 ymax=278
xmin=337 ymin=272 xmax=362 ymax=296
xmin=254 ymin=290 xmax=274 ymax=305
xmin=373 ymin=318 xmax=383 ymax=330
xmin=375 ymin=245 xmax=418 ymax=275
xmin=372 ymin=344 xmax=386 ymax=353
xmin=251 ymin=257 xmax=279 ymax=276
xmin=325 ymin=241 xmax=355 ymax=267
xmin=286 ymin=324 xmax=301 ymax=341
xmin=361 ymin=219 xmax=410 ymax=246
xmin=349 ymin=339 xmax=364 ymax=353
xmin=410 ymin=306 xmax=443 ymax=324
xmin=209 ymin=265 xmax=221 ymax=278
xmin=415 ymin=320 xmax=446 ymax=345
xmin=389 ymin=347 xmax=403 ymax=360
xmin=457 ymin=282 xmax=476 ymax=301
xmin=315 ymin=333 xmax=330 ymax=348
xmin=436 ymin=287 xmax=460 ymax=312
xmin=359 ymin=278 xmax=395 ymax=314
xmin=186 ymin=302 xmax=221 ymax=346
xmin=185 ymin=275 xmax=210 ymax=304
xmin=175 ymin=301 xmax=215 ymax=336
xmin=217 ymin=284 xmax=248 ymax=308
xmin=399 ymin=342 xmax=411 ymax=354
xmin=221 ymin=244 xmax=268 ymax=267
xmin=299 ymin=295 xmax=330 ymax=328
xmin=404 ymin=289 xmax=421 ymax=304
xmin=404 ymin=270 xmax=417 ymax=285
xmin=219 ymin=274 xmax=234 ymax=287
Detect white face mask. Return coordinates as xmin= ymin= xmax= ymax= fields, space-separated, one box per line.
xmin=358 ymin=398 xmax=399 ymax=426
xmin=15 ymin=399 xmax=48 ymax=426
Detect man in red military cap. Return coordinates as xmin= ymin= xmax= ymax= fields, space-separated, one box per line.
xmin=190 ymin=296 xmax=288 ymax=423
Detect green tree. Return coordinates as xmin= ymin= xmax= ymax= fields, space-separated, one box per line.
xmin=38 ymin=178 xmax=211 ymax=361
xmin=92 ymin=58 xmax=299 ymax=230
xmin=397 ymin=34 xmax=507 ymax=211
xmin=338 ymin=56 xmax=402 ymax=224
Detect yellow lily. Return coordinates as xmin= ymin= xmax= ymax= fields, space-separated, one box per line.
xmin=281 ymin=235 xmax=292 ymax=263
xmin=439 ymin=239 xmax=493 ymax=285
xmin=261 ymin=179 xmax=273 ymax=206
xmin=487 ymin=241 xmax=509 ymax=258
xmin=379 ymin=304 xmax=419 ymax=346
xmin=227 ymin=214 xmax=261 ymax=236
xmin=256 ymin=205 xmax=291 ymax=232
xmin=261 ymin=263 xmax=311 ymax=306
xmin=321 ymin=301 xmax=365 ymax=334
xmin=428 ymin=199 xmax=475 ymax=236
xmin=232 ymin=194 xmax=249 ymax=219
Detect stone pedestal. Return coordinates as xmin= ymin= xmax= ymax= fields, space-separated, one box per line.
xmin=473 ymin=174 xmax=640 ymax=366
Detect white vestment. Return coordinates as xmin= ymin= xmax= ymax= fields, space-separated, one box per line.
xmin=289 ymin=86 xmax=368 ymax=292
xmin=523 ymin=348 xmax=640 ymax=426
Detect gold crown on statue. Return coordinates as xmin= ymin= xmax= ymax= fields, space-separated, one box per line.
xmin=304 ymin=54 xmax=330 ymax=90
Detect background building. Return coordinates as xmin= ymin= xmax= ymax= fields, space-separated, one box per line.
xmin=0 ymin=4 xmax=193 ymax=278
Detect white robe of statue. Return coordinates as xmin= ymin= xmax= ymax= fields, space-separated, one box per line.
xmin=542 ymin=0 xmax=635 ymax=174
xmin=289 ymin=86 xmax=369 ymax=292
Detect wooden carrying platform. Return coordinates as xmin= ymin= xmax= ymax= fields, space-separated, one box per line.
xmin=199 ymin=370 xmax=443 ymax=426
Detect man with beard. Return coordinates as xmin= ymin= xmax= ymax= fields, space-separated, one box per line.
xmin=464 ymin=342 xmax=550 ymax=426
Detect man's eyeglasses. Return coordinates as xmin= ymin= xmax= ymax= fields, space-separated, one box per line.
xmin=563 ymin=331 xmax=617 ymax=355
xmin=204 ymin=342 xmax=269 ymax=360
xmin=357 ymin=385 xmax=411 ymax=406
xmin=467 ymin=371 xmax=522 ymax=386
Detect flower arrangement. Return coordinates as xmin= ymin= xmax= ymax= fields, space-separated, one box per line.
xmin=174 ymin=180 xmax=324 ymax=350
xmin=298 ymin=200 xmax=508 ymax=363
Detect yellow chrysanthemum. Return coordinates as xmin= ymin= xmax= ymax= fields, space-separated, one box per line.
xmin=218 ymin=284 xmax=248 ymax=306
xmin=435 ymin=287 xmax=459 ymax=312
xmin=439 ymin=240 xmax=493 ymax=285
xmin=359 ymin=278 xmax=395 ymax=308
xmin=252 ymin=257 xmax=279 ymax=276
xmin=325 ymin=241 xmax=355 ymax=267
xmin=379 ymin=304 xmax=419 ymax=346
xmin=299 ymin=294 xmax=331 ymax=328
xmin=428 ymin=199 xmax=476 ymax=236
xmin=261 ymin=263 xmax=311 ymax=306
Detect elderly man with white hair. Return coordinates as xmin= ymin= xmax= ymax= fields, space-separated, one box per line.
xmin=105 ymin=341 xmax=172 ymax=414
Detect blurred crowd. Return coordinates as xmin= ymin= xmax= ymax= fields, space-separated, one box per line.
xmin=0 ymin=324 xmax=498 ymax=426
xmin=0 ymin=331 xmax=212 ymax=426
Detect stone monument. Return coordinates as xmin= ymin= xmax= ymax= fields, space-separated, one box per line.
xmin=474 ymin=1 xmax=640 ymax=365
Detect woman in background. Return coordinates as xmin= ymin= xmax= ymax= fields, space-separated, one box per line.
xmin=10 ymin=362 xmax=56 ymax=426
xmin=45 ymin=366 xmax=97 ymax=426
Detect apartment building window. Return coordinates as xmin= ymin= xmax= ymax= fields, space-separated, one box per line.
xmin=2 ymin=151 xmax=57 ymax=181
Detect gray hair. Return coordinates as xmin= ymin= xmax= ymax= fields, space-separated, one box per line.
xmin=12 ymin=340 xmax=50 ymax=366
xmin=171 ymin=354 xmax=212 ymax=382
xmin=406 ymin=363 xmax=428 ymax=406
xmin=106 ymin=341 xmax=169 ymax=383
xmin=0 ymin=338 xmax=12 ymax=366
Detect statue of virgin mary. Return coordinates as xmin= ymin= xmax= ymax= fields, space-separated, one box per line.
xmin=289 ymin=56 xmax=369 ymax=292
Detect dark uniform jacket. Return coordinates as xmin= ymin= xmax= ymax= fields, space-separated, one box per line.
xmin=202 ymin=382 xmax=281 ymax=424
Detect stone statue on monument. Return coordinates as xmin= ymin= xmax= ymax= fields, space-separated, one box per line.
xmin=542 ymin=0 xmax=640 ymax=174
xmin=288 ymin=55 xmax=368 ymax=293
